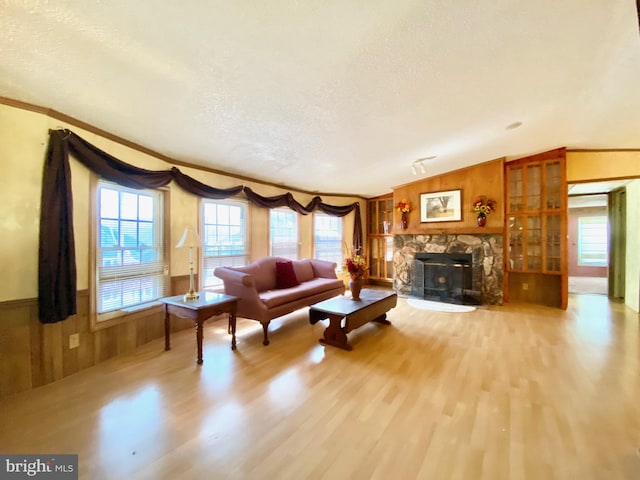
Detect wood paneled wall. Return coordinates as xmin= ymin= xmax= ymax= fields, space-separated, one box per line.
xmin=392 ymin=158 xmax=505 ymax=234
xmin=0 ymin=276 xmax=195 ymax=398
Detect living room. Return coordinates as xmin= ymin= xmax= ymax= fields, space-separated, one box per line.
xmin=2 ymin=97 xmax=640 ymax=476
xmin=2 ymin=2 xmax=640 ymax=478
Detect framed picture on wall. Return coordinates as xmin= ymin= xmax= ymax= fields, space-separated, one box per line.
xmin=420 ymin=190 xmax=462 ymax=222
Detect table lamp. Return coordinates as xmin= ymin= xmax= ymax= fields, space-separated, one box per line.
xmin=176 ymin=226 xmax=201 ymax=301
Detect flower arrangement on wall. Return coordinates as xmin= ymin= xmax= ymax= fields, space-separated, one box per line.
xmin=472 ymin=196 xmax=497 ymax=215
xmin=472 ymin=196 xmax=497 ymax=227
xmin=396 ymin=199 xmax=411 ymax=229
xmin=396 ymin=199 xmax=412 ymax=213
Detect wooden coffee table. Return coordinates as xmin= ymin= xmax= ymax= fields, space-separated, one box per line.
xmin=309 ymin=289 xmax=397 ymax=350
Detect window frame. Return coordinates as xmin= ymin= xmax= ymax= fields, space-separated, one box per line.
xmin=200 ymin=198 xmax=250 ymax=290
xmin=89 ymin=176 xmax=169 ymax=331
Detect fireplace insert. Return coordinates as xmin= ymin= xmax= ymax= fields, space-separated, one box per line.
xmin=411 ymin=253 xmax=480 ymax=305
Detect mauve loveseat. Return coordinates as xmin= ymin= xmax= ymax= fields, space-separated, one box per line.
xmin=214 ymin=256 xmax=345 ymax=345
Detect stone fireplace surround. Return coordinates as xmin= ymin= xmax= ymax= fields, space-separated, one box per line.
xmin=393 ymin=234 xmax=504 ymax=305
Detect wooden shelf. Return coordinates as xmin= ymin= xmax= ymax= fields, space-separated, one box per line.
xmin=395 ymin=226 xmax=503 ymax=235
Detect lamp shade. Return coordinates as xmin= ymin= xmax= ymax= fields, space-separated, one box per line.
xmin=176 ymin=227 xmax=201 ymax=248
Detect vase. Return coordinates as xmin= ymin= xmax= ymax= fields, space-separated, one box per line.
xmin=401 ymin=212 xmax=408 ymax=230
xmin=477 ymin=212 xmax=487 ymax=227
xmin=349 ymin=276 xmax=365 ymax=301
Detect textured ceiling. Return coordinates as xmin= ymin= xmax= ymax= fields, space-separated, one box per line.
xmin=1 ymin=1 xmax=639 ymax=197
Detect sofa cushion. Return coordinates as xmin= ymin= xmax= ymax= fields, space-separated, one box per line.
xmin=276 ymin=261 xmax=300 ymax=289
xmin=292 ymin=259 xmax=315 ymax=283
xmin=259 ymin=278 xmax=344 ymax=309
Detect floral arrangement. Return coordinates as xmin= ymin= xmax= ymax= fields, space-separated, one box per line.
xmin=473 ymin=196 xmax=497 ymax=215
xmin=396 ymin=199 xmax=412 ymax=214
xmin=343 ymin=245 xmax=368 ymax=280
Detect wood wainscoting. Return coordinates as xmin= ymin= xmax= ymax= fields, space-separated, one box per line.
xmin=0 ymin=275 xmax=196 ymax=398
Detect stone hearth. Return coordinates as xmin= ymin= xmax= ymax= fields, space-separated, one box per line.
xmin=393 ymin=234 xmax=503 ymax=305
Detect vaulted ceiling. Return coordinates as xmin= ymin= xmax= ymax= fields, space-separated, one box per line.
xmin=1 ymin=1 xmax=639 ymax=197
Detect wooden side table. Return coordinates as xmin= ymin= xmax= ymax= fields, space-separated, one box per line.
xmin=160 ymin=291 xmax=239 ymax=365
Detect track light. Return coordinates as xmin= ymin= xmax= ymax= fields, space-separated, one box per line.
xmin=411 ymin=156 xmax=435 ymax=176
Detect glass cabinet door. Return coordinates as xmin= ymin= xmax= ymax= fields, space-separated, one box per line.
xmin=508 ymin=216 xmax=524 ymax=270
xmin=508 ymin=166 xmax=523 ymax=212
xmin=526 ymin=215 xmax=542 ymax=270
xmin=369 ymin=237 xmax=380 ymax=278
xmin=544 ymin=161 xmax=562 ymax=210
xmin=525 ymin=164 xmax=542 ymax=210
xmin=546 ymin=214 xmax=562 ymax=272
xmin=368 ymin=198 xmax=393 ymax=235
xmin=384 ymin=236 xmax=394 ymax=278
xmin=368 ymin=236 xmax=393 ymax=281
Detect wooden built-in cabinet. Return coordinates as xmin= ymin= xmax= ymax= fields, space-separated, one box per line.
xmin=505 ymin=148 xmax=567 ymax=308
xmin=367 ymin=195 xmax=394 ymax=284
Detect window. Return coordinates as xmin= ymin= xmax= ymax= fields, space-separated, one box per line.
xmin=94 ymin=180 xmax=167 ymax=321
xmin=578 ymin=216 xmax=608 ymax=266
xmin=314 ymin=213 xmax=343 ymax=265
xmin=201 ymin=200 xmax=249 ymax=288
xmin=270 ymin=208 xmax=298 ymax=259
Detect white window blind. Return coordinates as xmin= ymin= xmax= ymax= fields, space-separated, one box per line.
xmin=313 ymin=213 xmax=343 ymax=266
xmin=270 ymin=208 xmax=299 ymax=259
xmin=578 ymin=216 xmax=608 ymax=267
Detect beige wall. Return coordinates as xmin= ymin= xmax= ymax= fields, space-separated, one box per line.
xmin=566 ymin=151 xmax=640 ymax=182
xmin=625 ymin=180 xmax=640 ymax=312
xmin=0 ymin=105 xmax=48 ymax=300
xmin=0 ymin=103 xmax=363 ymax=303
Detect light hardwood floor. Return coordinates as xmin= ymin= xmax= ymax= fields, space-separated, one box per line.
xmin=1 ymin=293 xmax=639 ymax=479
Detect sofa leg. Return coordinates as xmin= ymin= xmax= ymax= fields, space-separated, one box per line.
xmin=262 ymin=323 xmax=270 ymax=346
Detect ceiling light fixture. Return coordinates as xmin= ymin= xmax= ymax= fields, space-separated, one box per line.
xmin=412 ymin=156 xmax=436 ymax=175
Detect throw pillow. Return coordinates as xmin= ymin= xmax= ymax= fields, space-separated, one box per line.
xmin=275 ymin=260 xmax=300 ymax=289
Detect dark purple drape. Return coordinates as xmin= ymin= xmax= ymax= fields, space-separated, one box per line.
xmin=171 ymin=167 xmax=243 ymax=199
xmin=38 ymin=130 xmax=77 ymax=323
xmin=66 ymin=131 xmax=174 ymax=189
xmin=39 ymin=129 xmax=363 ymax=323
xmin=243 ymin=187 xmax=362 ymax=253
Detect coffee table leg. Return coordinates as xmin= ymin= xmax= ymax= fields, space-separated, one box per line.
xmin=319 ymin=314 xmax=352 ymax=351
xmin=373 ymin=313 xmax=391 ymax=325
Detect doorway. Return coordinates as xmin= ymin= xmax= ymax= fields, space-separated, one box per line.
xmin=567 ymin=181 xmax=628 ymax=298
xmin=567 ymin=193 xmax=609 ymax=295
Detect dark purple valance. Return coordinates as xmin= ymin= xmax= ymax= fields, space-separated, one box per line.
xmin=38 ymin=129 xmax=362 ymax=323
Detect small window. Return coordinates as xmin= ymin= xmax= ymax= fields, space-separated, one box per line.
xmin=313 ymin=213 xmax=343 ymax=266
xmin=94 ymin=180 xmax=167 ymax=320
xmin=270 ymin=208 xmax=299 ymax=259
xmin=578 ymin=216 xmax=608 ymax=267
xmin=201 ymin=199 xmax=249 ymax=288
